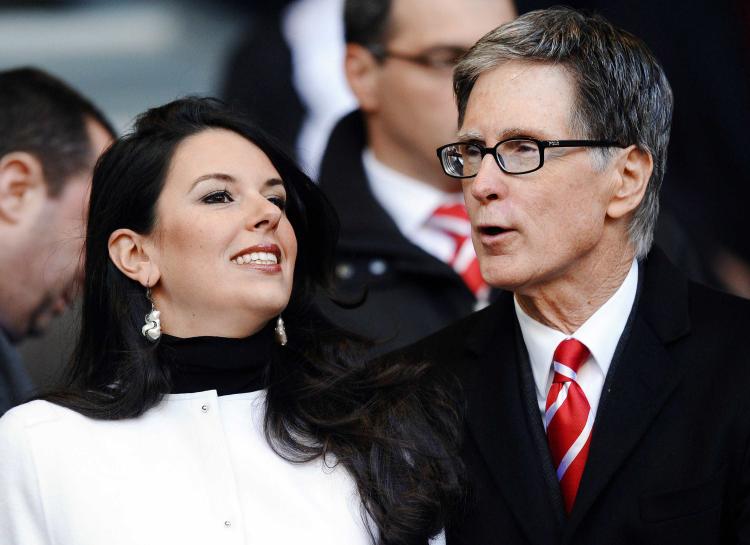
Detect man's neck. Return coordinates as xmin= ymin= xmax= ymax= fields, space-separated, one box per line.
xmin=515 ymin=247 xmax=636 ymax=334
xmin=366 ymin=126 xmax=459 ymax=194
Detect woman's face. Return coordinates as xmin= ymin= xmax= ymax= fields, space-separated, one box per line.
xmin=149 ymin=128 xmax=297 ymax=338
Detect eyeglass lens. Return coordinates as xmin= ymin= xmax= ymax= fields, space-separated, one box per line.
xmin=441 ymin=139 xmax=541 ymax=177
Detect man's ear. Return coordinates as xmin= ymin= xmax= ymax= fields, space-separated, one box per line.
xmin=0 ymin=152 xmax=46 ymax=224
xmin=345 ymin=43 xmax=381 ymax=112
xmin=108 ymin=228 xmax=160 ymax=287
xmin=607 ymin=146 xmax=654 ymax=220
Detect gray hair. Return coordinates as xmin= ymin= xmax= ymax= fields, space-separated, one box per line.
xmin=454 ymin=7 xmax=673 ymax=258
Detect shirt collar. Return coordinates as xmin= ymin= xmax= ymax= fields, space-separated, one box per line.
xmin=514 ymin=258 xmax=639 ymax=397
xmin=362 ymin=148 xmax=462 ymax=236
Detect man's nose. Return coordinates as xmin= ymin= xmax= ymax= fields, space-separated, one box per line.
xmin=469 ymin=153 xmax=508 ymax=203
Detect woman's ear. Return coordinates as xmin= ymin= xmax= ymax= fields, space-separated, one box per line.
xmin=108 ymin=228 xmax=160 ymax=287
xmin=344 ymin=43 xmax=381 ymax=112
xmin=0 ymin=152 xmax=46 ymax=224
xmin=607 ymin=145 xmax=654 ymax=220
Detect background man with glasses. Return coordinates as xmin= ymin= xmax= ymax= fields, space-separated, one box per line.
xmin=316 ymin=0 xmax=516 ymax=355
xmin=394 ymin=7 xmax=750 ymax=544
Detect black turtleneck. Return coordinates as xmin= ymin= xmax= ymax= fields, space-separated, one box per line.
xmin=157 ymin=323 xmax=274 ymax=395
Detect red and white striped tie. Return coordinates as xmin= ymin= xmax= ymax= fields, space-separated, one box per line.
xmin=545 ymin=338 xmax=593 ymax=514
xmin=428 ymin=203 xmax=489 ymax=301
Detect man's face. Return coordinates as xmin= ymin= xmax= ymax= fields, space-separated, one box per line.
xmin=368 ymin=0 xmax=515 ymax=189
xmin=12 ymin=120 xmax=112 ymax=338
xmin=460 ymin=61 xmax=623 ymax=295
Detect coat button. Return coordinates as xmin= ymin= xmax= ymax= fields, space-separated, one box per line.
xmin=335 ymin=262 xmax=354 ymax=280
xmin=201 ymin=404 xmax=209 ymax=413
xmin=368 ymin=259 xmax=387 ymax=276
xmin=224 ymin=520 xmax=231 ymax=528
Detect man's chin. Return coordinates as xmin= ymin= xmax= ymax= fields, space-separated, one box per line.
xmin=24 ymin=306 xmax=59 ymax=339
xmin=25 ymin=321 xmax=51 ymax=339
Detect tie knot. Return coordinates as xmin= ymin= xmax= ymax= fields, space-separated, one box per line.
xmin=432 ymin=202 xmax=468 ymax=220
xmin=552 ymin=338 xmax=590 ymax=382
xmin=428 ymin=203 xmax=471 ymax=237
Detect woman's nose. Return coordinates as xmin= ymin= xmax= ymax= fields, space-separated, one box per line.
xmin=247 ymin=196 xmax=282 ymax=231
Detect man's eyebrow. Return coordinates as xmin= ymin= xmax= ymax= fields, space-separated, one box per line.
xmin=456 ymin=127 xmax=545 ymax=142
xmin=497 ymin=127 xmax=542 ymax=139
xmin=457 ymin=130 xmax=483 ymax=142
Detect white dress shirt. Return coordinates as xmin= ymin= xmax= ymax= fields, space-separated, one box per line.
xmin=514 ymin=259 xmax=639 ymax=425
xmin=362 ymin=149 xmax=464 ymax=263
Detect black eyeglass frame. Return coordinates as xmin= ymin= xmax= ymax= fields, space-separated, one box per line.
xmin=436 ymin=138 xmax=628 ymax=178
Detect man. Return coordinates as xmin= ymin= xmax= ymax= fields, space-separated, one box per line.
xmin=317 ymin=0 xmax=516 ymax=354
xmin=0 ymin=68 xmax=114 ymax=415
xmin=398 ymin=7 xmax=750 ymax=544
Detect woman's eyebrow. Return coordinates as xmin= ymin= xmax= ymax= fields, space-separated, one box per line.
xmin=190 ymin=172 xmax=236 ymax=190
xmin=263 ymin=178 xmax=285 ymax=190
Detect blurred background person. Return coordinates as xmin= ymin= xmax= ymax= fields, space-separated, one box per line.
xmin=0 ymin=67 xmax=113 ymax=415
xmin=315 ymin=0 xmax=517 ymax=356
xmin=221 ymin=0 xmax=357 ymax=177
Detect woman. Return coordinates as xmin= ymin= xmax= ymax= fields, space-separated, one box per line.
xmin=0 ymin=98 xmax=462 ymax=545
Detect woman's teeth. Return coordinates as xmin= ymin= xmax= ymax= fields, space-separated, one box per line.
xmin=232 ymin=252 xmax=278 ymax=265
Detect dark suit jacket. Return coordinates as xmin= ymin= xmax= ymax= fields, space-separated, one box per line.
xmin=317 ymin=111 xmax=497 ymax=356
xmin=397 ymin=248 xmax=750 ymax=544
xmin=0 ymin=330 xmax=33 ymax=416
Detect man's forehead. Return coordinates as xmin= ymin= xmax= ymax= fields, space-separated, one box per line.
xmin=459 ymin=62 xmax=577 ymax=139
xmin=388 ymin=0 xmax=515 ymax=48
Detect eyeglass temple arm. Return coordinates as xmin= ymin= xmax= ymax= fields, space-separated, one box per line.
xmin=541 ymin=139 xmax=627 ymax=149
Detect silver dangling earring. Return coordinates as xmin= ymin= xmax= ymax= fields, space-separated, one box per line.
xmin=275 ymin=315 xmax=287 ymax=346
xmin=141 ymin=287 xmax=161 ymax=342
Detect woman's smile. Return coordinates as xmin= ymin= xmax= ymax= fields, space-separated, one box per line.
xmin=230 ymin=243 xmax=283 ymax=272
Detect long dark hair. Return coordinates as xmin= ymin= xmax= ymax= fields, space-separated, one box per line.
xmin=46 ymin=98 xmax=463 ymax=544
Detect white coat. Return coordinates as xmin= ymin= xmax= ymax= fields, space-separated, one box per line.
xmin=0 ymin=390 xmax=374 ymax=545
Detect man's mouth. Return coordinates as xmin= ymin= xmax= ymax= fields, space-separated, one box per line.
xmin=480 ymin=226 xmax=509 ymax=236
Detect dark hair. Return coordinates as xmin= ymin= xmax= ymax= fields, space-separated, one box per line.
xmin=0 ymin=67 xmax=116 ymax=197
xmin=46 ymin=97 xmax=463 ymax=544
xmin=344 ymin=0 xmax=393 ymax=47
xmin=454 ymin=6 xmax=673 ymax=258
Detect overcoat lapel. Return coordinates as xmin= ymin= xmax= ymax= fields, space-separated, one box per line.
xmin=461 ymin=294 xmax=561 ymax=545
xmin=563 ymin=250 xmax=691 ymax=540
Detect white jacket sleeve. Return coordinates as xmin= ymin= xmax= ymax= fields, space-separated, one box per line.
xmin=0 ymin=406 xmax=51 ymax=545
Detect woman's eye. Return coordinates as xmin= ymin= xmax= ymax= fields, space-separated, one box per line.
xmin=267 ymin=195 xmax=287 ymax=210
xmin=202 ymin=190 xmax=234 ymax=204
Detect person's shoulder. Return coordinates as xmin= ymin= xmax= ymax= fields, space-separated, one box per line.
xmin=688 ymin=280 xmax=750 ymax=321
xmin=642 ymin=247 xmax=750 ymax=332
xmin=0 ymin=401 xmax=84 ymax=466
xmin=685 ymin=281 xmax=750 ymax=345
xmin=382 ymin=297 xmax=511 ymax=369
xmin=1 ymin=399 xmax=80 ymax=427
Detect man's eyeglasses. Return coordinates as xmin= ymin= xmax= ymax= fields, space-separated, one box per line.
xmin=369 ymin=45 xmax=468 ymax=70
xmin=436 ymin=138 xmax=627 ymax=178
